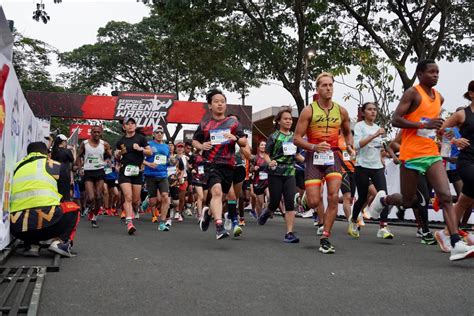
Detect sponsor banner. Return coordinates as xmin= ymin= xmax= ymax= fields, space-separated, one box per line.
xmin=183 ymin=130 xmax=195 ymax=143
xmin=25 ymin=91 xmax=253 ymax=131
xmin=70 ymin=123 xmax=93 ymax=140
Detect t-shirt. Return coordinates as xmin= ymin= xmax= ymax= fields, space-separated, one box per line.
xmin=192 ymin=153 xmax=207 ymax=183
xmin=144 ymin=140 xmax=170 ymax=178
xmin=265 ymin=130 xmax=297 ymax=176
xmin=116 ymin=133 xmax=148 ymax=167
xmin=193 ymin=116 xmax=246 ymax=167
xmin=354 ymin=121 xmax=383 ymax=169
xmin=252 ymin=154 xmax=269 ymax=188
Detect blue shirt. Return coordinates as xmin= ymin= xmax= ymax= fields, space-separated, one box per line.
xmin=144 ymin=140 xmax=170 ymax=178
xmin=104 ymin=159 xmax=118 ymax=180
xmin=448 ymin=127 xmax=461 ymax=171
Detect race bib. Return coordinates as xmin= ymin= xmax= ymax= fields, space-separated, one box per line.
xmin=313 ymin=151 xmax=334 ymax=166
xmin=124 ymin=165 xmax=139 ymax=176
xmin=342 ymin=150 xmax=351 ymax=161
xmin=259 ymin=171 xmax=268 ymax=180
xmin=88 ymin=157 xmax=101 ymax=168
xmin=104 ymin=166 xmax=113 ymax=174
xmin=198 ymin=165 xmax=205 ymax=175
xmin=417 ymin=118 xmax=436 ymax=139
xmin=282 ymin=142 xmax=297 ymax=156
xmin=210 ymin=129 xmax=230 ymax=145
xmin=154 ymin=154 xmax=167 ymax=165
xmin=167 ymin=166 xmax=177 ymax=177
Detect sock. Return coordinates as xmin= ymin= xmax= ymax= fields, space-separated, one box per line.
xmin=125 ymin=217 xmax=133 ymax=224
xmin=450 ymin=233 xmax=461 ymax=248
xmin=379 ymin=221 xmax=387 ymax=228
xmin=228 ymin=200 xmax=238 ymax=222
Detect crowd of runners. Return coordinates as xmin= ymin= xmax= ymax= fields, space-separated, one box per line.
xmin=57 ymin=60 xmax=474 ymax=261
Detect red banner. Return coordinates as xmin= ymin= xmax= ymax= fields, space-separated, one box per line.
xmin=69 ymin=124 xmax=93 ymax=139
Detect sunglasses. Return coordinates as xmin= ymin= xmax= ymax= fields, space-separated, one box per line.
xmin=154 ymin=131 xmax=163 ymax=134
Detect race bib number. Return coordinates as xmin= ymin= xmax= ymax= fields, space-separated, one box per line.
xmin=154 ymin=154 xmax=167 ymax=165
xmin=259 ymin=171 xmax=268 ymax=180
xmin=124 ymin=165 xmax=139 ymax=176
xmin=313 ymin=151 xmax=334 ymax=166
xmin=342 ymin=150 xmax=351 ymax=161
xmin=282 ymin=142 xmax=297 ymax=156
xmin=210 ymin=129 xmax=230 ymax=145
xmin=167 ymin=166 xmax=177 ymax=177
xmin=104 ymin=166 xmax=113 ymax=174
xmin=88 ymin=157 xmax=100 ymax=167
xmin=417 ymin=118 xmax=436 ymax=139
xmin=198 ymin=165 xmax=205 ymax=175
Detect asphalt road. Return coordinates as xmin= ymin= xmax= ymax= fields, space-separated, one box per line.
xmin=34 ymin=213 xmax=473 ymax=315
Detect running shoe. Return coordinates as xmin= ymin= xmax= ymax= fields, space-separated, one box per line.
xmin=91 ymin=220 xmax=99 ymax=228
xmin=185 ymin=208 xmax=193 ymax=216
xmin=249 ymin=209 xmax=257 ymax=219
xmin=459 ymin=230 xmax=474 ymax=246
xmin=120 ymin=211 xmax=126 ymax=220
xmin=200 ymin=207 xmax=211 ymax=232
xmin=274 ymin=209 xmax=283 ymax=216
xmin=257 ymin=208 xmax=271 ymax=226
xmin=367 ymin=190 xmax=387 ymax=219
xmin=165 ymin=218 xmax=172 ymax=227
xmin=313 ymin=213 xmax=319 ymax=226
xmin=224 ymin=212 xmax=232 ymax=231
xmin=216 ymin=225 xmax=229 ymax=240
xmin=348 ymin=219 xmax=359 ymax=238
xmin=377 ymin=226 xmax=394 ymax=239
xmin=420 ymin=231 xmax=437 ymax=245
xmin=434 ymin=230 xmax=452 ymax=252
xmin=177 ymin=213 xmax=184 ymax=222
xmin=232 ymin=224 xmax=242 ymax=237
xmin=134 ymin=211 xmax=140 ymax=220
xmin=316 ymin=225 xmax=324 ymax=236
xmin=301 ymin=191 xmax=310 ymax=212
xmin=356 ymin=212 xmax=365 ymax=227
xmin=301 ymin=210 xmax=313 ymax=218
xmin=416 ymin=228 xmax=424 ymax=238
xmin=284 ymin=232 xmax=300 ymax=243
xmin=48 ymin=240 xmax=73 ymax=258
xmin=158 ymin=222 xmax=169 ymax=231
xmin=319 ymin=238 xmax=335 ymax=254
xmin=87 ymin=211 xmax=94 ymax=221
xmin=238 ymin=217 xmax=246 ymax=227
xmin=23 ymin=245 xmax=40 ymax=257
xmin=127 ymin=222 xmax=136 ymax=235
xmin=174 ymin=212 xmax=180 ymax=220
xmin=151 ymin=216 xmax=159 ymax=223
xmin=449 ymin=241 xmax=474 ymax=261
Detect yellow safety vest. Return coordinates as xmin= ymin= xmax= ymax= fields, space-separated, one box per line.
xmin=10 ymin=153 xmax=62 ymax=213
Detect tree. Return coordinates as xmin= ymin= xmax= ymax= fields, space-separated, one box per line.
xmin=330 ymin=0 xmax=471 ymax=90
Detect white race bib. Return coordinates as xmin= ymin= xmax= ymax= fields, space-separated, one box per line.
xmin=313 ymin=151 xmax=334 ymax=166
xmin=342 ymin=150 xmax=351 ymax=161
xmin=167 ymin=166 xmax=177 ymax=177
xmin=416 ymin=118 xmax=436 ymax=139
xmin=282 ymin=142 xmax=297 ymax=156
xmin=198 ymin=165 xmax=205 ymax=175
xmin=124 ymin=165 xmax=139 ymax=176
xmin=210 ymin=129 xmax=230 ymax=145
xmin=154 ymin=154 xmax=167 ymax=165
xmin=259 ymin=171 xmax=268 ymax=180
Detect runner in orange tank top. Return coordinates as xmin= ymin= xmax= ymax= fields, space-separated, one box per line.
xmin=389 ymin=60 xmax=474 ymax=261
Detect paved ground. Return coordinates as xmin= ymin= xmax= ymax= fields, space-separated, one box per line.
xmin=12 ymin=213 xmax=474 ymax=315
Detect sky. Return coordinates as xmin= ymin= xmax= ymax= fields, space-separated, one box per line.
xmin=2 ymin=0 xmax=473 ymax=120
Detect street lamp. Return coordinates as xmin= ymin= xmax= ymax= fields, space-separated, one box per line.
xmin=304 ymin=46 xmax=316 ymax=106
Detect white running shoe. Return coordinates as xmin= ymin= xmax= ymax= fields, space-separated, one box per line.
xmin=377 ymin=226 xmax=394 ymax=239
xmin=434 ymin=230 xmax=452 ymax=253
xmin=316 ymin=225 xmax=324 ymax=236
xmin=416 ymin=228 xmax=423 ymax=238
xmin=165 ymin=219 xmax=172 ymax=227
xmin=185 ymin=208 xmax=193 ymax=216
xmin=357 ymin=212 xmax=365 ymax=227
xmin=347 ymin=218 xmax=360 ymax=238
xmin=224 ymin=212 xmax=232 ymax=231
xmin=301 ymin=210 xmax=313 ymax=218
xmin=174 ymin=212 xmax=180 ymax=220
xmin=449 ymin=241 xmax=474 ymax=261
xmin=367 ymin=190 xmax=387 ymax=219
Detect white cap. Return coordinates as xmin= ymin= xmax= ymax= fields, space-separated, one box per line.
xmin=57 ymin=134 xmax=68 ymax=141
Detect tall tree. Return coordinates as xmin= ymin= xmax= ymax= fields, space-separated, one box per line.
xmin=330 ymin=0 xmax=471 ymax=90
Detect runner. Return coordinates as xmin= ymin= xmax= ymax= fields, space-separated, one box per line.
xmin=192 ymin=88 xmax=247 ymax=240
xmin=116 ymin=117 xmax=152 ymax=235
xmin=251 ymin=140 xmax=269 ymax=218
xmin=190 ymin=149 xmax=208 ymax=221
xmin=258 ymin=107 xmax=303 ymax=243
xmin=174 ymin=142 xmax=188 ymax=222
xmin=338 ymin=134 xmax=356 ymax=221
xmin=143 ymin=125 xmax=171 ymax=231
xmin=294 ymin=72 xmax=353 ymax=253
xmin=104 ymin=157 xmax=119 ymax=216
xmin=75 ymin=125 xmax=112 ymax=228
xmin=348 ymin=102 xmax=395 ymax=239
xmin=391 ymin=60 xmax=474 ymax=260
xmin=436 ymin=80 xmax=474 ymax=250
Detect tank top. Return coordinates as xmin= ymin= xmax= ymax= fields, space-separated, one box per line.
xmin=83 ymin=139 xmax=105 ymax=170
xmin=307 ymin=101 xmax=341 ymax=148
xmin=399 ymin=85 xmax=441 ymax=161
xmin=459 ymin=106 xmax=474 ymax=163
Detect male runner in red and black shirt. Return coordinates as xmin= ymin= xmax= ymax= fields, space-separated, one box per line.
xmin=193 ymin=89 xmax=247 ymax=239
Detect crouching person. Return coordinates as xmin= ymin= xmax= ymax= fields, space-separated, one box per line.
xmin=9 ymin=142 xmax=80 ymax=258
